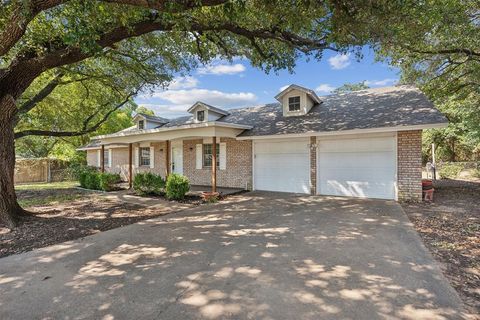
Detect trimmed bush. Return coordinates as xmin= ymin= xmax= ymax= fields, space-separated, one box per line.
xmin=99 ymin=173 xmax=121 ymax=191
xmin=133 ymin=172 xmax=165 ymax=195
xmin=438 ymin=163 xmax=464 ymax=179
xmin=78 ymin=166 xmax=98 ymax=189
xmin=84 ymin=171 xmax=100 ymax=190
xmin=165 ymin=174 xmax=190 ymax=200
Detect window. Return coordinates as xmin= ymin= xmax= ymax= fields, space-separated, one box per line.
xmin=103 ymin=150 xmax=109 ymax=167
xmin=139 ymin=147 xmax=150 ymax=166
xmin=288 ymin=96 xmax=301 ymax=111
xmin=197 ymin=110 xmax=205 ymax=122
xmin=138 ymin=120 xmax=145 ymax=129
xmin=203 ymin=144 xmax=219 ymax=167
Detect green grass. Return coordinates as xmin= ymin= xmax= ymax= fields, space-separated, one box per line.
xmin=18 ymin=193 xmax=87 ymax=208
xmin=15 ymin=181 xmax=78 ymax=191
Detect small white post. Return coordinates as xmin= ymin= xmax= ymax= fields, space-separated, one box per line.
xmin=431 ymin=143 xmax=436 ymax=180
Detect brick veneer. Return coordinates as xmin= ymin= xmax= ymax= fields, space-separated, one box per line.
xmin=87 ymin=142 xmax=168 ymax=181
xmin=183 ymin=138 xmax=252 ymax=189
xmin=397 ymin=130 xmax=423 ymax=202
xmin=310 ymin=136 xmax=317 ymax=195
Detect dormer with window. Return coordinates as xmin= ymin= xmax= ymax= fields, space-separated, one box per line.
xmin=188 ymin=102 xmax=229 ymax=123
xmin=275 ymin=84 xmax=322 ymax=117
xmin=133 ymin=113 xmax=169 ymax=130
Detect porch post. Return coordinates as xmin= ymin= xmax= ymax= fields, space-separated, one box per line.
xmin=101 ymin=144 xmax=105 ymax=173
xmin=212 ymin=137 xmax=217 ymax=193
xmin=128 ymin=143 xmax=133 ymax=189
xmin=165 ymin=140 xmax=170 ymax=178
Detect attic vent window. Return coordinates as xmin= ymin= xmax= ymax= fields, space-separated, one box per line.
xmin=197 ymin=110 xmax=205 ymax=122
xmin=288 ymin=96 xmax=301 ymax=111
xmin=138 ymin=120 xmax=145 ymax=129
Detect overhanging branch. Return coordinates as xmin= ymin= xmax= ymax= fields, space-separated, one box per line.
xmin=14 ymin=91 xmax=136 ymax=139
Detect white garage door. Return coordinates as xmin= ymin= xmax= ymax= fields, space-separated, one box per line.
xmin=254 ymin=139 xmax=310 ymax=194
xmin=317 ymin=135 xmax=396 ymax=199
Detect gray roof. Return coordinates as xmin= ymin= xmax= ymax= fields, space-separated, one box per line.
xmin=151 ymin=86 xmax=447 ymax=136
xmin=88 ymin=86 xmax=446 ymax=143
xmin=136 ymin=113 xmax=169 ymax=123
xmin=187 ymin=101 xmax=230 ymax=116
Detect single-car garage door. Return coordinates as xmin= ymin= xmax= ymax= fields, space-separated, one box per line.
xmin=317 ymin=135 xmax=396 ymax=199
xmin=254 ymin=139 xmax=310 ymax=194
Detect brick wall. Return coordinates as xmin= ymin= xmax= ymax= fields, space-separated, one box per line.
xmin=87 ymin=142 xmax=168 ymax=181
xmin=310 ymin=136 xmax=317 ymax=195
xmin=183 ymin=138 xmax=252 ymax=189
xmin=397 ymin=130 xmax=423 ymax=202
xmin=86 ymin=150 xmax=98 ymax=167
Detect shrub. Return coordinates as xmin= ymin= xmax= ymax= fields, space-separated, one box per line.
xmin=84 ymin=171 xmax=100 ymax=190
xmin=98 ymin=173 xmax=121 ymax=191
xmin=78 ymin=166 xmax=98 ymax=188
xmin=133 ymin=172 xmax=165 ymax=195
xmin=165 ymin=174 xmax=190 ymax=200
xmin=438 ymin=163 xmax=464 ymax=179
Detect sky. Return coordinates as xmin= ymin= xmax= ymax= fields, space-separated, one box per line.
xmin=135 ymin=47 xmax=400 ymax=119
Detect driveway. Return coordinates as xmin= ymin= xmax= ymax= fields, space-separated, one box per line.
xmin=0 ymin=192 xmax=467 ymax=319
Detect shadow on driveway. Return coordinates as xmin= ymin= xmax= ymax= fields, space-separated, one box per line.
xmin=0 ymin=192 xmax=470 ymax=319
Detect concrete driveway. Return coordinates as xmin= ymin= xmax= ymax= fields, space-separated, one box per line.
xmin=0 ymin=192 xmax=467 ymax=319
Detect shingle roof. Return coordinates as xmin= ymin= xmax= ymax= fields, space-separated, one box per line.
xmin=136 ymin=113 xmax=169 ymax=123
xmin=145 ymin=86 xmax=447 ymax=137
xmin=91 ymin=86 xmax=446 ymax=142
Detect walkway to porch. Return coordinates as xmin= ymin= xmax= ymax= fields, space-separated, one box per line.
xmin=189 ymin=185 xmax=245 ymax=196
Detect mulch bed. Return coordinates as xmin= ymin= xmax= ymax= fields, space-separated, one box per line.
xmin=402 ymin=179 xmax=480 ymax=314
xmin=0 ymin=195 xmax=175 ymax=258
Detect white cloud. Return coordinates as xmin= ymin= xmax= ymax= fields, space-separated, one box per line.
xmin=152 ymin=88 xmax=257 ymax=107
xmin=279 ymin=85 xmax=290 ymax=92
xmin=168 ymin=76 xmax=198 ymax=90
xmin=315 ymin=84 xmax=336 ymax=93
xmin=328 ymin=53 xmax=351 ymax=70
xmin=198 ymin=63 xmax=246 ymax=75
xmin=365 ymin=78 xmax=397 ymax=86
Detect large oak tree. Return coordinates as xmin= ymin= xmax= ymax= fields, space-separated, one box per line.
xmin=0 ymin=0 xmax=352 ymax=227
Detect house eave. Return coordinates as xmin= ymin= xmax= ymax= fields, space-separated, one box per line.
xmin=93 ymin=121 xmax=252 ymax=140
xmin=236 ymin=122 xmax=448 ymax=140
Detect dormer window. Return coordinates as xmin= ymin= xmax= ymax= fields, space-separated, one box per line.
xmin=288 ymin=96 xmax=301 ymax=111
xmin=138 ymin=120 xmax=145 ymax=129
xmin=197 ymin=110 xmax=205 ymax=122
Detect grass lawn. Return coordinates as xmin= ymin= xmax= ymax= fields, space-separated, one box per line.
xmin=15 ymin=181 xmax=79 ymax=191
xmin=15 ymin=181 xmax=89 ymax=207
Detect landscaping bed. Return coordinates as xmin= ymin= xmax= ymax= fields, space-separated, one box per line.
xmin=402 ymin=179 xmax=480 ymax=314
xmin=0 ymin=195 xmax=176 ymax=258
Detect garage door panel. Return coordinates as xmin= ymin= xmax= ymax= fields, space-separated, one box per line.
xmin=317 ymin=136 xmax=396 ymax=200
xmin=254 ymin=140 xmax=310 ymax=194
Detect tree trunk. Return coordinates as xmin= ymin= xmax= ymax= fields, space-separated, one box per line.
xmin=0 ymin=95 xmax=27 ymax=228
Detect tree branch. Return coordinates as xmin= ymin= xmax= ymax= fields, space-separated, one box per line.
xmin=14 ymin=91 xmax=136 ymax=139
xmin=16 ymin=72 xmax=65 ymax=116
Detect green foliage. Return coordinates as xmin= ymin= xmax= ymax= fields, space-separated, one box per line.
xmin=83 ymin=171 xmax=101 ymax=190
xmin=133 ymin=172 xmax=165 ymax=195
xmin=98 ymin=173 xmax=121 ymax=191
xmin=165 ymin=174 xmax=190 ymax=200
xmin=78 ymin=166 xmax=98 ymax=189
xmin=438 ymin=163 xmax=464 ymax=179
xmin=333 ymin=81 xmax=369 ymax=94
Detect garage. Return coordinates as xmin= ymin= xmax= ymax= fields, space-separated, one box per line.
xmin=317 ymin=135 xmax=396 ymax=200
xmin=254 ymin=139 xmax=310 ymax=193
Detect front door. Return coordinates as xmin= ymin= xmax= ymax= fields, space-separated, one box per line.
xmin=171 ymin=141 xmax=183 ymax=175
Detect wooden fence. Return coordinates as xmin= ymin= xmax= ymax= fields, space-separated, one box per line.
xmin=14 ymin=158 xmax=71 ymax=184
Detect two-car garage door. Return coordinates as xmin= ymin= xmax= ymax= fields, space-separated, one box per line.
xmin=253 ymin=135 xmax=396 ymax=199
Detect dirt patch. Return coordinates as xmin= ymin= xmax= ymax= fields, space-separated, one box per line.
xmin=402 ymin=179 xmax=480 ymax=314
xmin=0 ymin=196 xmax=179 ymax=258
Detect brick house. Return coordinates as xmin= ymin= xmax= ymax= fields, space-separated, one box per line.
xmin=79 ymin=85 xmax=447 ymax=201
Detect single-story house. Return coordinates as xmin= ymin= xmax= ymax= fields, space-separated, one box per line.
xmin=78 ymin=85 xmax=447 ymax=201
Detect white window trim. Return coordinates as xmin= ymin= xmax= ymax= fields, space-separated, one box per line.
xmin=288 ymin=96 xmax=301 ymax=112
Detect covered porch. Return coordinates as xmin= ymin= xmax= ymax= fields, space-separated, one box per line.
xmin=93 ymin=121 xmax=252 ymax=193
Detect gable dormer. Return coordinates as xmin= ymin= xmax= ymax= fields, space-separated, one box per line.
xmin=133 ymin=113 xmax=169 ymax=130
xmin=187 ymin=101 xmax=229 ymax=123
xmin=275 ymin=84 xmax=322 ymax=117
